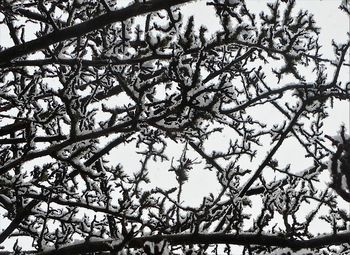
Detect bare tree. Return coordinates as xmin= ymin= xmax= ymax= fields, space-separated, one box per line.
xmin=0 ymin=0 xmax=350 ymax=254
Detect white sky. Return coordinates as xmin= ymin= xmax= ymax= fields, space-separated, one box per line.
xmin=0 ymin=0 xmax=349 ymax=253
xmin=167 ymin=0 xmax=350 ymax=205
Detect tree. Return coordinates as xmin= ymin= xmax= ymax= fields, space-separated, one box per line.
xmin=0 ymin=0 xmax=349 ymax=254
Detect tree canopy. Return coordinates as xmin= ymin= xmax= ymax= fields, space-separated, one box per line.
xmin=0 ymin=0 xmax=350 ymax=254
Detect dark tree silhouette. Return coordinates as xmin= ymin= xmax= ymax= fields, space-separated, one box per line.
xmin=0 ymin=0 xmax=349 ymax=254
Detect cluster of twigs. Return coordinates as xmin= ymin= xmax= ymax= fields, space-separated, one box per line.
xmin=0 ymin=0 xmax=350 ymax=254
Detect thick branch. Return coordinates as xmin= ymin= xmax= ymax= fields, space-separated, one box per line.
xmin=0 ymin=121 xmax=134 ymax=175
xmin=0 ymin=200 xmax=38 ymax=245
xmin=0 ymin=0 xmax=194 ymax=64
xmin=0 ymin=135 xmax=67 ymax=144
xmin=84 ymin=133 xmax=133 ymax=167
xmin=19 ymin=231 xmax=350 ymax=255
xmin=238 ymin=103 xmax=305 ymax=197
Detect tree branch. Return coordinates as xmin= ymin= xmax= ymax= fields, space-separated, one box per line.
xmin=238 ymin=103 xmax=306 ymax=197
xmin=14 ymin=231 xmax=350 ymax=255
xmin=0 ymin=200 xmax=38 ymax=245
xmin=0 ymin=0 xmax=194 ymax=64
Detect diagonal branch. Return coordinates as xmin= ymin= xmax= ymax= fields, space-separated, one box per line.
xmin=84 ymin=133 xmax=133 ymax=167
xmin=0 ymin=200 xmax=38 ymax=245
xmin=0 ymin=121 xmax=134 ymax=175
xmin=238 ymin=103 xmax=306 ymax=197
xmin=0 ymin=0 xmax=194 ymax=64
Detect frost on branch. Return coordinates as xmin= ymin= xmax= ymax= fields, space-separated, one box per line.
xmin=327 ymin=126 xmax=350 ymax=202
xmin=0 ymin=0 xmax=349 ymax=254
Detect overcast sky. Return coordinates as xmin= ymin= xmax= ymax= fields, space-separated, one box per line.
xmin=0 ymin=0 xmax=349 ymax=252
